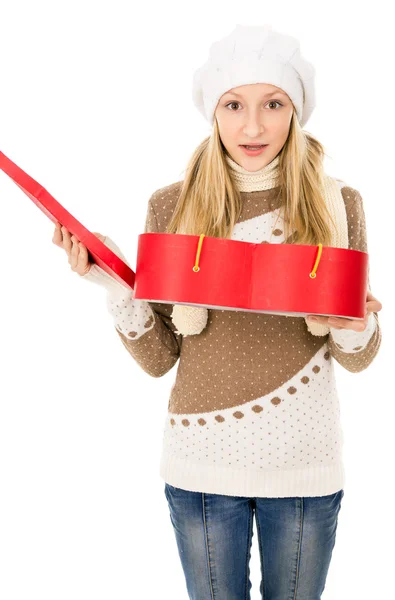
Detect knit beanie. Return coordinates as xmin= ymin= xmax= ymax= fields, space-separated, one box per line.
xmin=192 ymin=23 xmax=316 ymax=128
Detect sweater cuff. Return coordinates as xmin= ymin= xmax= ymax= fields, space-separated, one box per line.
xmin=329 ymin=311 xmax=377 ymax=352
xmin=81 ymin=263 xmax=133 ymax=296
xmin=80 ymin=234 xmax=133 ymax=296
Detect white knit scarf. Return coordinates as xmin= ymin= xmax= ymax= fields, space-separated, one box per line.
xmin=171 ymin=153 xmax=348 ymax=337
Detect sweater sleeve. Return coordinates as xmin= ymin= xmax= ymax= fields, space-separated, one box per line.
xmin=82 ymin=193 xmax=182 ymax=377
xmin=327 ymin=186 xmax=382 ymax=373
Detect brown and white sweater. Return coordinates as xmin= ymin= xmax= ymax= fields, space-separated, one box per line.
xmin=84 ymin=168 xmax=382 ymax=498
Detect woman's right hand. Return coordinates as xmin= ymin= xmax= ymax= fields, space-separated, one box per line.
xmin=52 ymin=221 xmax=106 ymax=277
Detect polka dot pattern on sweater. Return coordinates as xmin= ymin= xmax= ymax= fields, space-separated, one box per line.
xmin=106 ymin=179 xmax=381 ymax=496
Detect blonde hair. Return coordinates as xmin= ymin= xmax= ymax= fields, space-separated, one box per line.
xmin=166 ymin=108 xmax=336 ymax=246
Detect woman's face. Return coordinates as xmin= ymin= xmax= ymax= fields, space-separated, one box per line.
xmin=214 ymin=83 xmax=294 ymax=171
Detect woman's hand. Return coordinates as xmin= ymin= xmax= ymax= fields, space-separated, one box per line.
xmin=52 ymin=221 xmax=105 ymax=276
xmin=307 ymin=290 xmax=383 ymax=332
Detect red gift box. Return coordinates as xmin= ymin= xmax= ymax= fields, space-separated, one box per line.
xmin=0 ymin=150 xmax=135 ymax=290
xmin=0 ymin=149 xmax=368 ymax=319
xmin=133 ymin=232 xmax=368 ymax=319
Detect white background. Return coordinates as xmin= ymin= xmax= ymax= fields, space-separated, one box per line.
xmin=0 ymin=1 xmax=392 ymax=598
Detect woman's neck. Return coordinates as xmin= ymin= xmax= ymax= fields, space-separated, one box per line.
xmin=224 ymin=152 xmax=281 ymax=192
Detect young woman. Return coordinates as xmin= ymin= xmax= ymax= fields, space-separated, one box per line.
xmin=53 ymin=24 xmax=382 ymax=600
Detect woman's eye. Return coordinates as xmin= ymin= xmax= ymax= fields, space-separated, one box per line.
xmin=225 ymin=100 xmax=283 ymax=111
xmin=226 ymin=101 xmax=241 ymax=111
xmin=268 ymin=100 xmax=282 ymax=109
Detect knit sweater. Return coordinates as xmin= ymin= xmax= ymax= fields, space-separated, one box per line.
xmin=83 ymin=159 xmax=381 ymax=498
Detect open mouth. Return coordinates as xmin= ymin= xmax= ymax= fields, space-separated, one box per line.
xmin=240 ymin=144 xmax=268 ymax=149
xmin=239 ymin=144 xmax=269 ymax=155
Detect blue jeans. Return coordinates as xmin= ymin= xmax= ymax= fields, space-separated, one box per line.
xmin=164 ymin=483 xmax=344 ymax=600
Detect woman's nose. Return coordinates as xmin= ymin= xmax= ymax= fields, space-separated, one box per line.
xmin=243 ymin=116 xmax=264 ymax=135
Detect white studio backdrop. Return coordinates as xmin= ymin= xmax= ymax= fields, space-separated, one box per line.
xmin=0 ymin=1 xmax=392 ymax=599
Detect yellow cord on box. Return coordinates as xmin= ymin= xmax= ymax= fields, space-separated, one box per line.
xmin=192 ymin=234 xmax=205 ymax=272
xmin=192 ymin=235 xmax=323 ymax=279
xmin=309 ymin=243 xmax=323 ymax=278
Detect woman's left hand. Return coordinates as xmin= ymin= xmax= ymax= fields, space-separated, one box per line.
xmin=307 ymin=290 xmax=383 ymax=332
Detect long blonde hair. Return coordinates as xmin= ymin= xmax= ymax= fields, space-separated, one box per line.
xmin=166 ymin=108 xmax=336 ymax=246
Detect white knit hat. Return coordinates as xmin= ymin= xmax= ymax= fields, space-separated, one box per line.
xmin=192 ymin=24 xmax=316 ymax=128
